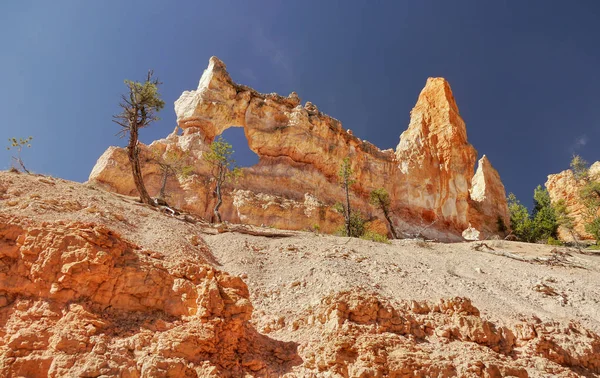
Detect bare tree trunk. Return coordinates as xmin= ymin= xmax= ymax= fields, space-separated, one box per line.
xmin=159 ymin=169 xmax=169 ymax=200
xmin=383 ymin=207 xmax=398 ymax=239
xmin=128 ymin=126 xmax=153 ymax=205
xmin=214 ymin=183 xmax=223 ymax=223
xmin=12 ymin=156 xmax=30 ymax=174
xmin=213 ymin=165 xmax=224 ymax=223
xmin=344 ymin=177 xmax=351 ymax=236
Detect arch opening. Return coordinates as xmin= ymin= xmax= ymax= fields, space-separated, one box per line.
xmin=219 ymin=128 xmax=259 ymax=168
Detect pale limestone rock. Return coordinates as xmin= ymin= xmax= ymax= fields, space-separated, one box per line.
xmin=469 ymin=155 xmax=510 ymax=236
xmin=462 ymin=224 xmax=481 ymax=241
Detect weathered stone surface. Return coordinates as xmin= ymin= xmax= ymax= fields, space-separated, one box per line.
xmin=89 ymin=57 xmax=509 ymax=240
xmin=546 ymin=161 xmax=600 ymax=241
xmin=3 ymin=172 xmax=600 ymax=377
xmin=468 ymin=155 xmax=510 ymax=237
xmin=0 ymin=215 xmax=298 ymax=377
xmin=292 ymin=289 xmax=600 ymax=377
xmin=396 ymin=77 xmax=478 ymax=233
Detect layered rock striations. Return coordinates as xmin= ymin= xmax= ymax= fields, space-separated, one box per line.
xmin=546 ymin=161 xmax=600 ymax=241
xmin=89 ymin=57 xmax=509 ymax=240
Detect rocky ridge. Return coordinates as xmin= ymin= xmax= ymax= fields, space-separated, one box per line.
xmin=89 ymin=57 xmax=509 ymax=240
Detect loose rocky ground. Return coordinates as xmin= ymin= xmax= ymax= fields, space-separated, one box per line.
xmin=1 ymin=171 xmax=599 ymax=377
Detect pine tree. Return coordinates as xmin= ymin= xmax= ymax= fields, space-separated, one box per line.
xmin=531 ymin=185 xmax=558 ymax=241
xmin=113 ymin=71 xmax=165 ymax=205
xmin=369 ymin=188 xmax=398 ymax=239
xmin=338 ymin=157 xmax=356 ymax=237
xmin=204 ymin=136 xmax=241 ymax=223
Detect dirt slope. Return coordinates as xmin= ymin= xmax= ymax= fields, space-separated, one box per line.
xmin=1 ymin=171 xmax=599 ymax=377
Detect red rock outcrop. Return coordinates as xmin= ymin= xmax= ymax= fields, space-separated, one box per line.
xmin=2 ymin=172 xmax=600 ymax=377
xmin=89 ymin=57 xmax=509 ymax=240
xmin=545 ymin=161 xmax=600 ymax=241
xmin=291 ymin=290 xmax=600 ymax=377
xmin=0 ymin=215 xmax=299 ymax=377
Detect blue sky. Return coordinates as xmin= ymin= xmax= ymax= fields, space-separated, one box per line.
xmin=1 ymin=1 xmax=599 ymax=206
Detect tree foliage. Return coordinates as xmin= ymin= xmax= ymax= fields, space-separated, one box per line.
xmin=570 ymin=156 xmax=600 ymax=245
xmin=204 ymin=136 xmax=241 ymax=223
xmin=6 ymin=136 xmax=33 ymax=174
xmin=113 ymin=70 xmax=165 ymax=205
xmin=570 ymin=155 xmax=589 ymax=181
xmin=338 ymin=157 xmax=356 ymax=237
xmin=507 ymin=193 xmax=535 ymax=242
xmin=507 ymin=188 xmax=560 ymax=243
xmin=333 ymin=205 xmax=367 ymax=238
xmin=531 ymin=185 xmax=558 ymax=241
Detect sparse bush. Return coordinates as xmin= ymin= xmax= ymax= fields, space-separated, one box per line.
xmin=334 ymin=210 xmax=366 ymax=238
xmin=547 ymin=237 xmax=563 ymax=246
xmin=570 ymin=156 xmax=600 ymax=245
xmin=585 ymin=217 xmax=600 ymax=245
xmin=360 ymin=230 xmax=390 ymax=244
xmin=7 ymin=136 xmax=33 ymax=174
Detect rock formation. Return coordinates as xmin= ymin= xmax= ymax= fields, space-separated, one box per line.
xmin=0 ymin=174 xmax=299 ymax=377
xmin=546 ymin=161 xmax=600 ymax=241
xmin=89 ymin=57 xmax=509 ymax=240
xmin=469 ymin=155 xmax=511 ymax=237
xmin=2 ymin=172 xmax=600 ymax=377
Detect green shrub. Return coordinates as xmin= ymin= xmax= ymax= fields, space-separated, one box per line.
xmin=585 ymin=217 xmax=600 ymax=244
xmin=508 ymin=187 xmax=560 ymax=243
xmin=547 ymin=237 xmax=563 ymax=246
xmin=360 ymin=230 xmax=390 ymax=244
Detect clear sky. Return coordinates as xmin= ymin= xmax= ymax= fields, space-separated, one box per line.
xmin=1 ymin=1 xmax=599 ymax=206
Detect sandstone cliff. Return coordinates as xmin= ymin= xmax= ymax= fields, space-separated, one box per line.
xmin=89 ymin=57 xmax=509 ymax=240
xmin=546 ymin=161 xmax=600 ymax=241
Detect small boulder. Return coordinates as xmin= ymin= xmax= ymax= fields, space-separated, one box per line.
xmin=462 ymin=224 xmax=481 ymax=241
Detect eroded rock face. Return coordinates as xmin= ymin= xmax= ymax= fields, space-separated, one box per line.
xmin=89 ymin=57 xmax=509 ymax=240
xmin=0 ymin=215 xmax=298 ymax=377
xmin=292 ymin=290 xmax=600 ymax=377
xmin=545 ymin=162 xmax=600 ymax=241
xmin=396 ymin=77 xmax=478 ymax=232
